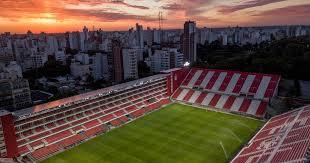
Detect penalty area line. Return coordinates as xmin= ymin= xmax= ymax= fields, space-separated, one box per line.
xmin=220 ymin=141 xmax=228 ymax=160
xmin=228 ymin=129 xmax=242 ymax=143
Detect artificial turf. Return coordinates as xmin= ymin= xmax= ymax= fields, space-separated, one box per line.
xmin=42 ymin=103 xmax=263 ymax=163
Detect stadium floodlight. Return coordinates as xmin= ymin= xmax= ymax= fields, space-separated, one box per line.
xmin=184 ymin=62 xmax=190 ymax=67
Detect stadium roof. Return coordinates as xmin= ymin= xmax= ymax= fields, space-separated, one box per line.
xmin=13 ymin=74 xmax=169 ymax=118
xmin=160 ymin=68 xmax=184 ymax=73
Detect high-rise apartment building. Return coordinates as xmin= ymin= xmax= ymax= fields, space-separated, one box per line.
xmin=182 ymin=21 xmax=197 ymax=63
xmin=92 ymin=53 xmax=109 ymax=81
xmin=136 ymin=23 xmax=144 ymax=48
xmin=112 ymin=40 xmax=123 ymax=83
xmin=69 ymin=32 xmax=80 ymax=50
xmin=122 ymin=48 xmax=138 ymax=80
xmin=47 ymin=36 xmax=58 ymax=55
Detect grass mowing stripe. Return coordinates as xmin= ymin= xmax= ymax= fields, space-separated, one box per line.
xmin=42 ymin=103 xmax=263 ymax=163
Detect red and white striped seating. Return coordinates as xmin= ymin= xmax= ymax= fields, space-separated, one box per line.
xmin=173 ymin=88 xmax=268 ymax=117
xmin=172 ymin=68 xmax=280 ymax=118
xmin=232 ymin=106 xmax=310 ymax=163
xmin=181 ymin=68 xmax=280 ymax=99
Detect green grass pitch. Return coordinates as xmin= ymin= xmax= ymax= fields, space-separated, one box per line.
xmin=42 ymin=103 xmax=263 ymax=163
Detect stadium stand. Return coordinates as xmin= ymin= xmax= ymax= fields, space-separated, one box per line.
xmin=171 ymin=68 xmax=281 ymax=118
xmin=232 ymin=105 xmax=310 ymax=163
xmin=0 ymin=74 xmax=171 ymax=161
xmin=1 ymin=67 xmax=309 ymax=163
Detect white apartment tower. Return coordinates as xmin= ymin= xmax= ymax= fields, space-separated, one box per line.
xmin=122 ymin=48 xmax=139 ymax=80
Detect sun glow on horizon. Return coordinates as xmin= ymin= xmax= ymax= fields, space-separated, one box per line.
xmin=0 ymin=0 xmax=309 ymax=33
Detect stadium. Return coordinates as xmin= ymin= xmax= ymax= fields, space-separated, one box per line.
xmin=0 ymin=67 xmax=309 ymax=163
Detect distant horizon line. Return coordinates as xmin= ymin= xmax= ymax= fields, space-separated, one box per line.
xmin=1 ymin=24 xmax=309 ymax=35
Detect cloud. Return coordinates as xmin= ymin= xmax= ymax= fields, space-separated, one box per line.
xmin=111 ymin=1 xmax=149 ymax=10
xmin=66 ymin=0 xmax=149 ymax=9
xmin=161 ymin=3 xmax=185 ymax=10
xmin=192 ymin=15 xmax=218 ymax=23
xmin=238 ymin=4 xmax=310 ymax=26
xmin=1 ymin=0 xmax=309 ymax=33
xmin=0 ymin=0 xmax=152 ymax=22
xmin=218 ymin=0 xmax=286 ymax=14
xmin=61 ymin=8 xmax=157 ymax=21
xmin=162 ymin=0 xmax=213 ymax=17
xmin=252 ymin=4 xmax=310 ymax=17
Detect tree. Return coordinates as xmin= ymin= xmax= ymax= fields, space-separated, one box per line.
xmin=42 ymin=56 xmax=70 ymax=77
xmin=138 ymin=61 xmax=151 ymax=78
xmin=196 ymin=35 xmax=310 ymax=80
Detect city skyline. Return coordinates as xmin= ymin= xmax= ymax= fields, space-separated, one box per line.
xmin=0 ymin=0 xmax=309 ymax=34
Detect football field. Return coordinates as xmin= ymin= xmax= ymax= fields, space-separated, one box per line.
xmin=42 ymin=103 xmax=263 ymax=163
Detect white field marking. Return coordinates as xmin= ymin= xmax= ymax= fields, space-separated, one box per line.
xmin=227 ymin=128 xmax=242 ymax=143
xmin=239 ymin=123 xmax=254 ymax=131
xmin=220 ymin=141 xmax=228 ymax=160
xmin=234 ymin=120 xmax=254 ymax=132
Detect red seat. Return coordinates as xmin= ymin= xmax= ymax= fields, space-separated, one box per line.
xmin=100 ymin=114 xmax=115 ymax=122
xmin=34 ymin=126 xmax=45 ymax=133
xmin=84 ymin=126 xmax=106 ymax=137
xmin=223 ymin=96 xmax=236 ymax=110
xmin=71 ymin=118 xmax=88 ymax=126
xmin=72 ymin=126 xmax=84 ymax=132
xmin=159 ymin=99 xmax=171 ymax=105
xmin=183 ymin=90 xmax=195 ymax=102
xmin=172 ymin=89 xmax=182 ymax=99
xmin=30 ymin=140 xmax=44 ymax=148
xmin=125 ymin=106 xmax=137 ymax=112
xmin=130 ymin=109 xmax=145 ymax=118
xmin=114 ymin=110 xmax=126 ymax=117
xmin=45 ymin=130 xmax=72 ymax=144
xmin=209 ymin=94 xmax=221 ymax=107
xmin=83 ymin=120 xmax=100 ymax=129
xmin=51 ymin=124 xmax=70 ymax=133
xmin=18 ymin=145 xmax=30 ymax=155
xmin=59 ymin=134 xmax=84 ymax=148
xmin=104 ymin=107 xmax=120 ymax=114
xmin=256 ymin=102 xmax=267 ymax=117
xmin=119 ymin=116 xmax=129 ymax=123
xmin=148 ymin=103 xmax=160 ymax=111
xmin=238 ymin=99 xmax=251 ymax=112
xmin=31 ymin=143 xmax=61 ymax=160
xmin=110 ymin=119 xmax=122 ymax=127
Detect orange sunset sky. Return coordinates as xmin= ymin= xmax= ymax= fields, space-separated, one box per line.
xmin=0 ymin=0 xmax=309 ymax=33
